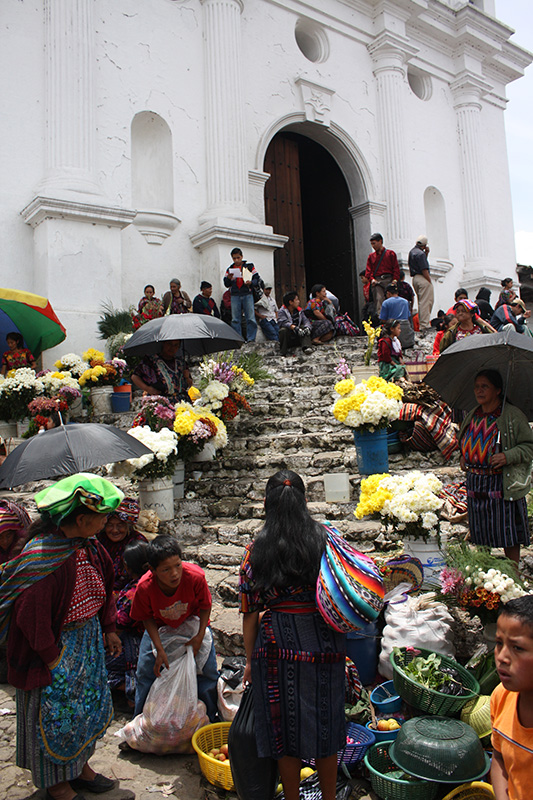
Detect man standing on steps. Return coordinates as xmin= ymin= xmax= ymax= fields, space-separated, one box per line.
xmin=408 ymin=235 xmax=434 ymax=333
xmin=364 ymin=233 xmax=400 ymax=316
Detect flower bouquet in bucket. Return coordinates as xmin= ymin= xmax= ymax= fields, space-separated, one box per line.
xmin=173 ymin=402 xmax=228 ymax=461
xmin=331 ymin=374 xmax=402 ymax=433
xmin=0 ymin=368 xmax=45 ymax=422
xmin=195 ymin=355 xmax=254 ymax=422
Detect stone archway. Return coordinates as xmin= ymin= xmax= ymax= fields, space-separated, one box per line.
xmin=260 ymin=120 xmax=376 ymax=322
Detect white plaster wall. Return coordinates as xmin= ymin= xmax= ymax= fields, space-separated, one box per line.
xmin=0 ymin=0 xmax=526 ymax=360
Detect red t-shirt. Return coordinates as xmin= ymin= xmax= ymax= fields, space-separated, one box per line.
xmin=131 ymin=562 xmax=211 ymax=629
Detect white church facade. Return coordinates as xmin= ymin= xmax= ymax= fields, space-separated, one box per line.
xmin=1 ymin=0 xmax=531 ymax=360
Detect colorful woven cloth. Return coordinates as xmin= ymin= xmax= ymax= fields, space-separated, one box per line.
xmin=0 ymin=499 xmax=30 ymax=535
xmin=35 ymin=473 xmax=124 ymax=526
xmin=399 ymin=401 xmax=458 ymax=460
xmin=316 ymin=526 xmax=385 ymax=633
xmin=111 ymin=497 xmax=140 ymax=524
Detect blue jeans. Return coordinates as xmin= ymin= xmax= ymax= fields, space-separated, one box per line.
xmin=134 ymin=629 xmax=219 ymax=721
xmin=258 ymin=317 xmax=279 ymax=341
xmin=231 ymin=293 xmax=257 ymax=341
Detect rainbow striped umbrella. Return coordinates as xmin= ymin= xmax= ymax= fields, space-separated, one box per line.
xmin=0 ymin=288 xmax=66 ymax=358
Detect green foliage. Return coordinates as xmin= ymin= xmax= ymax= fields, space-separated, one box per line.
xmin=234 ymin=350 xmax=273 ymax=382
xmin=97 ymin=303 xmax=133 ymax=340
xmin=446 ymin=543 xmax=520 ymax=582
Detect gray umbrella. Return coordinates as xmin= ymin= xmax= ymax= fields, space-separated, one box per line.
xmin=123 ymin=314 xmax=244 ymax=357
xmin=0 ymin=423 xmax=153 ymax=489
xmin=424 ymin=329 xmax=533 ymax=419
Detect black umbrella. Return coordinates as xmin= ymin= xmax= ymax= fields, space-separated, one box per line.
xmin=424 ymin=330 xmax=533 ymax=419
xmin=123 ymin=314 xmax=244 ymax=357
xmin=0 ymin=423 xmax=153 ymax=489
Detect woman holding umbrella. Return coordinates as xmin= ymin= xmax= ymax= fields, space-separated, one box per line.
xmin=131 ymin=339 xmax=192 ymax=403
xmin=1 ymin=474 xmax=124 ymax=800
xmin=459 ymin=369 xmax=533 ymax=563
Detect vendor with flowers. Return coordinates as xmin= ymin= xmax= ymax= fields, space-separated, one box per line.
xmin=132 ymin=340 xmax=192 ymax=403
xmin=459 ymin=369 xmax=533 ymax=563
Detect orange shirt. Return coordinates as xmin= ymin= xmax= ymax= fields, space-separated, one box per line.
xmin=491 ymin=683 xmax=533 ymax=800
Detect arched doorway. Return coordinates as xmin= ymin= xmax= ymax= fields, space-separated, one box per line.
xmin=263 ymin=131 xmax=357 ymax=319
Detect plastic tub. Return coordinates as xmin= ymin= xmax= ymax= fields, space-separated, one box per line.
xmin=365 ymin=720 xmax=402 ymax=743
xmin=111 ymin=392 xmax=131 ymax=412
xmin=371 ymin=681 xmax=402 ymax=713
xmin=346 ymin=621 xmax=379 ymax=685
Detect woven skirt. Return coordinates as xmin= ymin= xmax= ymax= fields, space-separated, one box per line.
xmin=16 ymin=615 xmax=113 ymax=788
xmin=251 ymin=609 xmax=346 ymax=761
xmin=466 ymin=471 xmax=530 ymax=549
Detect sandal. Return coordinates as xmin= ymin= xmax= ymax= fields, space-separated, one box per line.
xmin=70 ymin=774 xmax=116 ymax=794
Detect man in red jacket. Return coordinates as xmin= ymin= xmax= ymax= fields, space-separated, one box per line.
xmin=364 ymin=233 xmax=400 ymax=315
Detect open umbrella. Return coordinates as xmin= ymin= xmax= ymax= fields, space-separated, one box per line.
xmin=123 ymin=313 xmax=244 ymax=357
xmin=0 ymin=423 xmax=152 ymax=489
xmin=424 ymin=330 xmax=533 ymax=419
xmin=0 ymin=287 xmax=66 ymax=357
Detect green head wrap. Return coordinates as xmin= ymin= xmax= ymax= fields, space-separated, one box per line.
xmin=35 ymin=473 xmax=124 ymax=527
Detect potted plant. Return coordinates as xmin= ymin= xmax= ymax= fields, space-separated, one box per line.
xmin=331 ymin=370 xmax=403 ymax=475
xmin=355 ymin=470 xmax=445 ymax=585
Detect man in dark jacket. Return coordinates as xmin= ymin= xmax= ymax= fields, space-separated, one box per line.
xmin=193 ymin=281 xmax=220 ymax=318
xmin=490 ymin=298 xmax=530 ymax=333
xmin=475 ymin=288 xmax=494 ymax=322
xmin=223 ymin=247 xmax=261 ymax=342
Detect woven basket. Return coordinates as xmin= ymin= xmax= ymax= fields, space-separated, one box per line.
xmin=364 ymin=742 xmax=439 ymax=800
xmin=307 ymin=722 xmax=375 ymax=767
xmin=404 ymin=360 xmax=428 ymax=383
xmin=390 ymin=647 xmax=479 ymax=716
xmin=441 ymin=782 xmax=495 ymax=800
xmin=460 ymin=696 xmax=492 ymax=739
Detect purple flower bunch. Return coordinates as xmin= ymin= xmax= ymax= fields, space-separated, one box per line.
xmin=133 ymin=395 xmax=176 ymax=432
xmin=335 ymin=357 xmax=351 ymax=380
xmin=58 ymin=385 xmax=82 ymax=401
xmin=190 ymin=420 xmax=214 ymax=443
xmin=211 ymin=362 xmax=235 ymax=385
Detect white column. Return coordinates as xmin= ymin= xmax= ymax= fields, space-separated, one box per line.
xmin=41 ymin=0 xmax=100 ymax=197
xmin=368 ymin=33 xmax=417 ymax=257
xmin=201 ymin=0 xmax=249 ymax=219
xmin=451 ymin=74 xmax=492 ymax=266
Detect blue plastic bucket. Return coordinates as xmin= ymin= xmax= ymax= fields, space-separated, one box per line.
xmin=111 ymin=392 xmax=131 ymax=413
xmin=346 ymin=621 xmax=379 ymax=685
xmin=353 ymin=429 xmax=388 ymax=476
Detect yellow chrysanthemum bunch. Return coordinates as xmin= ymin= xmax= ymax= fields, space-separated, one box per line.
xmin=79 ymin=365 xmax=107 ymax=386
xmin=354 ymin=473 xmax=391 ymax=518
xmin=188 ymin=386 xmax=201 ymax=402
xmin=334 ymin=378 xmax=356 ymax=396
xmin=364 ymin=376 xmax=403 ymax=401
xmin=332 ymin=392 xmax=366 ymax=422
xmin=173 ymin=403 xmax=197 ymax=437
xmin=233 ymin=367 xmax=254 ymax=387
xmin=82 ymin=348 xmax=105 ymax=365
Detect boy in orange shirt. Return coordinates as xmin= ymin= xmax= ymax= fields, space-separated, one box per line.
xmin=491 ymin=595 xmax=533 ymax=800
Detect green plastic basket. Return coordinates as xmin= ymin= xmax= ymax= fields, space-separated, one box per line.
xmin=364 ymin=742 xmax=438 ymax=800
xmin=390 ymin=648 xmax=479 ymax=716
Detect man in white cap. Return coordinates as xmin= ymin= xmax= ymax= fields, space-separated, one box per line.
xmin=408 ymin=235 xmax=434 ymax=332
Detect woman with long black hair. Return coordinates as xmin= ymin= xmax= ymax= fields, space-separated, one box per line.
xmin=239 ymin=470 xmax=346 ymax=800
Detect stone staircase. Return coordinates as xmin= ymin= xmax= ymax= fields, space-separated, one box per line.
xmin=163 ymin=337 xmax=461 ymax=655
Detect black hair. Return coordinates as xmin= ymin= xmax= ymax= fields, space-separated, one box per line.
xmin=502 ymin=278 xmax=513 ymax=287
xmin=200 ymin=281 xmax=212 ymax=290
xmin=250 ymin=470 xmax=326 ymax=591
xmin=385 ymin=284 xmax=398 ymax=295
xmin=437 ymin=313 xmax=455 ymax=332
xmin=454 ymin=288 xmax=468 ymax=300
xmin=498 ymin=595 xmax=533 ymax=635
xmin=476 ymin=287 xmax=491 ymax=301
xmin=283 ymin=291 xmax=298 ymax=306
xmin=6 ymin=332 xmax=23 ymax=348
xmin=399 ymin=270 xmax=406 ymax=280
xmin=231 ymin=247 xmax=243 ymax=256
xmin=370 ymin=233 xmax=383 ymax=242
xmin=380 ymin=319 xmax=401 ymax=338
xmin=144 ymin=284 xmax=155 ymax=293
xmin=147 ymin=534 xmax=182 ymax=568
xmin=123 ymin=540 xmax=150 ymax=578
xmin=359 ymin=270 xmax=367 ymax=278
xmin=310 ymin=283 xmax=325 ymax=298
xmin=475 ymin=369 xmax=503 ymax=394
xmin=49 ymin=410 xmax=61 ymax=428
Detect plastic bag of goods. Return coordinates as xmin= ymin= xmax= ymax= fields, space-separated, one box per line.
xmin=378 ymin=592 xmax=455 ymax=679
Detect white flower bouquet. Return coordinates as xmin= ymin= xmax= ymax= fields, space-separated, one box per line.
xmin=355 ymin=470 xmax=444 ymax=541
xmin=108 ymin=425 xmax=179 ymax=480
xmin=54 ymin=353 xmax=90 ymax=378
xmin=332 ymin=374 xmax=403 ymax=432
xmin=0 ymin=368 xmax=45 ymax=421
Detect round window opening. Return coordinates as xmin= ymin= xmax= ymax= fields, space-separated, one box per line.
xmin=295 ymin=19 xmax=329 ymax=63
xmin=407 ymin=66 xmax=432 ymax=101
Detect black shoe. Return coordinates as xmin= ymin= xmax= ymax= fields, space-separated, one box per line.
xmin=46 ymin=794 xmax=87 ymax=800
xmin=70 ymin=774 xmax=117 ymax=794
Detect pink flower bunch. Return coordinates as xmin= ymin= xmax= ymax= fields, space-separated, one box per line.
xmin=154 ymin=403 xmax=175 ymax=422
xmin=190 ymin=420 xmax=216 ymax=444
xmin=439 ymin=567 xmax=465 ymax=596
xmin=58 ymin=385 xmax=81 ymax=400
xmin=335 ymin=357 xmax=351 ymax=380
xmin=211 ymin=362 xmax=235 ymax=385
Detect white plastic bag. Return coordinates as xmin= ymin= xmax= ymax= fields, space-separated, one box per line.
xmin=378 ymin=592 xmax=455 ymax=679
xmin=116 ymin=619 xmax=210 ymax=754
xmin=217 ymin=676 xmax=245 ymax=721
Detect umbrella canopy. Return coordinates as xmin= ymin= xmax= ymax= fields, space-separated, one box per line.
xmin=0 ymin=287 xmax=66 ymax=358
xmin=123 ymin=313 xmax=244 ymax=357
xmin=0 ymin=423 xmax=152 ymax=489
xmin=424 ymin=330 xmax=533 ymax=419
